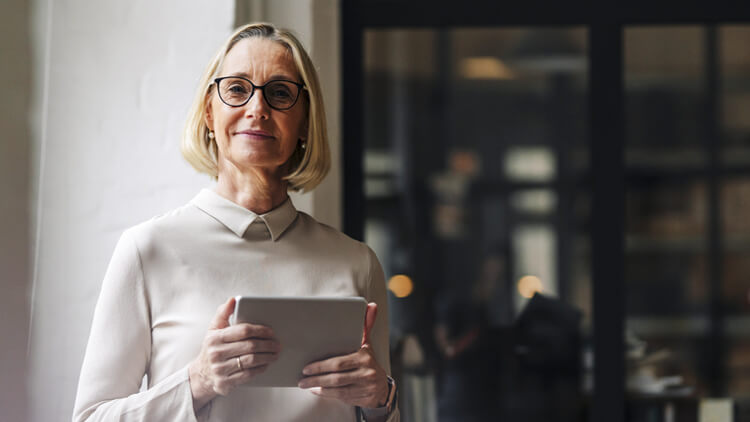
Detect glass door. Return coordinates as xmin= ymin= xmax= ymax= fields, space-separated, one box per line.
xmin=719 ymin=25 xmax=750 ymax=422
xmin=362 ymin=27 xmax=590 ymax=422
xmin=624 ymin=25 xmax=750 ymax=421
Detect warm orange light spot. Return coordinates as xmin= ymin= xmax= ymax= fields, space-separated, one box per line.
xmin=460 ymin=57 xmax=515 ymax=80
xmin=517 ymin=275 xmax=544 ymax=298
xmin=388 ymin=274 xmax=414 ymax=298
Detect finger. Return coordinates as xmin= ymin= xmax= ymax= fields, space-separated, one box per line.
xmin=362 ymin=302 xmax=378 ymax=346
xmin=220 ymin=323 xmax=276 ymax=343
xmin=214 ymin=364 xmax=270 ymax=395
xmin=211 ymin=339 xmax=281 ymax=362
xmin=209 ymin=297 xmax=236 ymax=330
xmin=303 ymin=352 xmax=361 ymax=376
xmin=218 ymin=352 xmax=279 ymax=376
xmin=238 ymin=352 xmax=280 ymax=370
xmin=236 ymin=338 xmax=281 ymax=355
xmin=308 ymin=385 xmax=371 ymax=401
xmin=298 ymin=369 xmax=360 ymax=389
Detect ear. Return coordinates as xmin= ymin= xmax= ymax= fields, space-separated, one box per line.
xmin=299 ymin=117 xmax=309 ymax=141
xmin=204 ymin=101 xmax=214 ymax=131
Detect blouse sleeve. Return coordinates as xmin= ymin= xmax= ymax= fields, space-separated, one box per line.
xmin=72 ymin=230 xmax=201 ymax=422
xmin=361 ymin=247 xmax=401 ymax=422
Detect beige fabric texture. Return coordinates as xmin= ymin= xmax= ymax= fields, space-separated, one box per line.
xmin=73 ymin=189 xmax=399 ymax=422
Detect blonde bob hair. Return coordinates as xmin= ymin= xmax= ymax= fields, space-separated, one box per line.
xmin=181 ymin=23 xmax=330 ymax=192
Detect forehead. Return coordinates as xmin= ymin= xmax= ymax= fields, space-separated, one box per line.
xmin=220 ymin=37 xmax=299 ymax=81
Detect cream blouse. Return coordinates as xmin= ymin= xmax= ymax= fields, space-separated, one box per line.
xmin=73 ymin=189 xmax=399 ymax=422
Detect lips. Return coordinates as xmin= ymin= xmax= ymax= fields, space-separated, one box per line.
xmin=235 ymin=129 xmax=274 ymax=140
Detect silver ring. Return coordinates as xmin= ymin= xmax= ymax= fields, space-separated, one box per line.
xmin=236 ymin=356 xmax=243 ymax=371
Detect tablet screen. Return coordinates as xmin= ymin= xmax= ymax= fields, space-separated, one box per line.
xmin=231 ymin=296 xmax=367 ymax=387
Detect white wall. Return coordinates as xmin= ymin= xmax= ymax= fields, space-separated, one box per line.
xmin=0 ymin=0 xmax=31 ymax=420
xmin=27 ymin=1 xmax=235 ymax=420
xmin=26 ymin=1 xmax=342 ymax=421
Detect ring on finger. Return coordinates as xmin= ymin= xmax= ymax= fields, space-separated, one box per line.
xmin=236 ymin=356 xmax=243 ymax=371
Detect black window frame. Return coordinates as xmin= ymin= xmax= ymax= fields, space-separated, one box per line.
xmin=341 ymin=2 xmax=750 ymax=421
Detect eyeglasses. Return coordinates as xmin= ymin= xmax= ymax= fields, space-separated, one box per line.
xmin=213 ymin=76 xmax=305 ymax=111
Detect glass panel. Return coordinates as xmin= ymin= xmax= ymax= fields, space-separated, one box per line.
xmin=625 ymin=27 xmax=707 ymax=170
xmin=624 ymin=26 xmax=710 ymax=417
xmin=625 ymin=23 xmax=750 ymax=421
xmin=727 ymin=339 xmax=750 ymax=401
xmin=720 ymin=25 xmax=750 ymax=418
xmin=720 ymin=27 xmax=750 ymax=166
xmin=363 ymin=27 xmax=589 ymax=422
xmin=721 ymin=176 xmax=750 ymax=415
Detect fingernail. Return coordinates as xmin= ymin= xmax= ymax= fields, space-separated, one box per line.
xmin=302 ymin=367 xmax=310 ymax=375
xmin=310 ymin=387 xmax=321 ymax=394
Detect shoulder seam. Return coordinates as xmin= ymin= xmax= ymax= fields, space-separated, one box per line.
xmin=124 ymin=230 xmax=153 ymax=369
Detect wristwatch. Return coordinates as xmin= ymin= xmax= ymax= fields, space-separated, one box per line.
xmin=360 ymin=376 xmax=398 ymax=421
xmin=382 ymin=376 xmax=397 ymax=413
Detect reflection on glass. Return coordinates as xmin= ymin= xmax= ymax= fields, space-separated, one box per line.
xmin=722 ymin=177 xmax=750 ymax=407
xmin=720 ymin=25 xmax=750 ymax=412
xmin=625 ymin=27 xmax=706 ymax=169
xmin=510 ymin=189 xmax=557 ymax=215
xmin=626 ymin=181 xmax=707 ymax=242
xmin=512 ymin=224 xmax=557 ymax=311
xmin=363 ymin=27 xmax=588 ymax=422
xmin=720 ymin=27 xmax=750 ymax=166
xmin=727 ymin=339 xmax=750 ymax=399
xmin=504 ymin=147 xmax=556 ymax=182
xmin=459 ymin=56 xmax=515 ymax=80
xmin=626 ymin=24 xmax=750 ymax=419
xmin=624 ymin=26 xmax=709 ymax=413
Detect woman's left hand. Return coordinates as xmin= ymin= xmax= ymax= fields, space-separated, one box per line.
xmin=297 ymin=302 xmax=390 ymax=409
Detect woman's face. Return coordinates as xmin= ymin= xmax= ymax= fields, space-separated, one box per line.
xmin=206 ymin=37 xmax=307 ymax=176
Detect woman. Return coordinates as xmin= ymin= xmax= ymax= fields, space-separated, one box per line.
xmin=73 ymin=23 xmax=399 ymax=422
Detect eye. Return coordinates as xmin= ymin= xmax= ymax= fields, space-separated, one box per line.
xmin=267 ymin=82 xmax=293 ymax=99
xmin=227 ymin=83 xmax=250 ymax=95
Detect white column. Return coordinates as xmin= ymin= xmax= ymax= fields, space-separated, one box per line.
xmin=0 ymin=0 xmax=31 ymax=420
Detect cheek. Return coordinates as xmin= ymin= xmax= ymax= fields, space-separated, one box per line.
xmin=211 ymin=100 xmax=240 ymax=131
xmin=279 ymin=111 xmax=306 ymax=139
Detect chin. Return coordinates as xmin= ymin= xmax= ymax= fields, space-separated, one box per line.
xmin=231 ymin=155 xmax=286 ymax=172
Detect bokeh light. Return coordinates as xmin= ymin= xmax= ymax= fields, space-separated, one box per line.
xmin=517 ymin=275 xmax=544 ymax=298
xmin=388 ymin=274 xmax=414 ymax=298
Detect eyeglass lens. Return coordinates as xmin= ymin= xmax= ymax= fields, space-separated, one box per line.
xmin=217 ymin=77 xmax=300 ymax=110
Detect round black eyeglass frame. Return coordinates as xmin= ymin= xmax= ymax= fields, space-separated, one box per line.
xmin=213 ymin=76 xmax=306 ymax=111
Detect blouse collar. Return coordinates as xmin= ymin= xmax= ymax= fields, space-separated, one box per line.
xmin=191 ymin=188 xmax=298 ymax=241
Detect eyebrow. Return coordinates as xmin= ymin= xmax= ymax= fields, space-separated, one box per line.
xmin=227 ymin=71 xmax=299 ymax=82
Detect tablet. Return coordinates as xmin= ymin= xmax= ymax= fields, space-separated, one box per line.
xmin=231 ymin=295 xmax=367 ymax=387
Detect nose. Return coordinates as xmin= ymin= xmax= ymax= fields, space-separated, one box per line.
xmin=243 ymin=88 xmax=270 ymax=120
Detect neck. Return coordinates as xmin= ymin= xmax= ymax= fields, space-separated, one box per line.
xmin=214 ymin=165 xmax=289 ymax=215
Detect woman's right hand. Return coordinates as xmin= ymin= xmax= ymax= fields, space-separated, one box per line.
xmin=189 ymin=297 xmax=281 ymax=412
